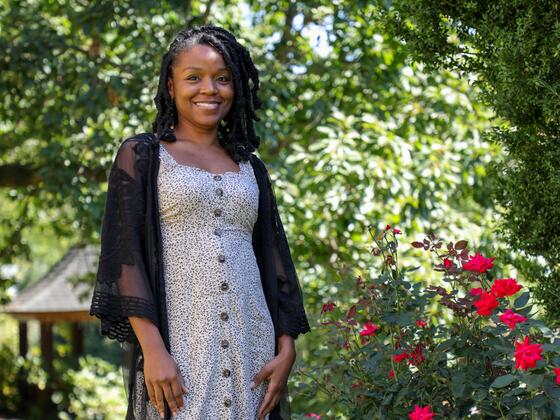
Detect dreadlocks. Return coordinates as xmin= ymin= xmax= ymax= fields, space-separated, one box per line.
xmin=151 ymin=25 xmax=263 ymax=162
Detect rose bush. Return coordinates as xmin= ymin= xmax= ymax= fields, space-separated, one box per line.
xmin=302 ymin=226 xmax=560 ymax=419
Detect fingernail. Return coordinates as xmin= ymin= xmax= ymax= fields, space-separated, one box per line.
xmin=250 ymin=381 xmax=255 ymax=389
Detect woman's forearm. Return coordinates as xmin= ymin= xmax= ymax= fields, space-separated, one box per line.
xmin=129 ymin=316 xmax=167 ymax=355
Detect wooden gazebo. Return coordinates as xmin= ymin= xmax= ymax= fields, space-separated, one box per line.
xmin=1 ymin=244 xmax=98 ymax=371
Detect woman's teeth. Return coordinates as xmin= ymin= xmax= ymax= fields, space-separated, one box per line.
xmin=195 ymin=102 xmax=220 ymax=109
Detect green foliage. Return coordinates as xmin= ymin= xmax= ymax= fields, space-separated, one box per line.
xmin=380 ymin=0 xmax=560 ymax=325
xmin=56 ymin=356 xmax=126 ymax=420
xmin=299 ymin=227 xmax=560 ymax=418
xmin=0 ymin=343 xmax=21 ymax=415
xmin=0 ymin=344 xmax=126 ymax=419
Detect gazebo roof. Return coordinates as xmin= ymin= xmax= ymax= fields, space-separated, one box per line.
xmin=1 ymin=245 xmax=98 ymax=322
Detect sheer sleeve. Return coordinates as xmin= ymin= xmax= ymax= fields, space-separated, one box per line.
xmin=89 ymin=138 xmax=159 ymax=343
xmin=266 ymin=167 xmax=312 ymax=340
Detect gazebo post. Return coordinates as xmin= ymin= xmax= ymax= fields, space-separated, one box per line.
xmin=40 ymin=321 xmax=53 ymax=373
xmin=18 ymin=320 xmax=28 ymax=358
xmin=71 ymin=322 xmax=84 ymax=358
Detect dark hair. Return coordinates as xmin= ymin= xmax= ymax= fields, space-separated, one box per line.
xmin=151 ymin=25 xmax=263 ymax=162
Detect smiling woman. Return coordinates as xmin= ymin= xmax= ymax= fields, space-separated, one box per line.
xmin=89 ymin=25 xmax=311 ymax=420
xmin=151 ymin=26 xmax=264 ymax=166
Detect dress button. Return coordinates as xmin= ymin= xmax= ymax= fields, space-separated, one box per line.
xmin=221 ymin=339 xmax=229 ymax=348
xmin=220 ymin=282 xmax=229 ymax=291
xmin=214 ymin=174 xmax=222 ymax=181
xmin=220 ymin=311 xmax=229 ymax=321
xmin=224 ymin=398 xmax=232 ymax=407
xmin=214 ymin=208 xmax=222 ymax=217
xmin=214 ymin=228 xmax=221 ymax=236
xmin=215 ymin=187 xmax=223 ymax=196
xmin=222 ymin=368 xmax=231 ymax=377
xmin=218 ymin=254 xmax=226 ymax=263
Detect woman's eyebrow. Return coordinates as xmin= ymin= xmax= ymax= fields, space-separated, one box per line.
xmin=182 ymin=66 xmax=230 ymax=71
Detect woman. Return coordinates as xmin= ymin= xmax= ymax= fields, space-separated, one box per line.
xmin=89 ymin=25 xmax=311 ymax=420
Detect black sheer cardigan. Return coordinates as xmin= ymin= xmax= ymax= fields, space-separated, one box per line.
xmin=89 ymin=133 xmax=311 ymax=419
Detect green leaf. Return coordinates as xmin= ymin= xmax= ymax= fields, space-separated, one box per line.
xmin=545 ymin=379 xmax=560 ymax=399
xmin=490 ymin=374 xmax=515 ymax=388
xmin=436 ymin=339 xmax=454 ymax=352
xmin=522 ymin=374 xmax=544 ymax=391
xmin=504 ymin=387 xmax=525 ymax=397
xmin=514 ymin=291 xmax=530 ymax=308
xmin=452 ymin=382 xmax=465 ymax=398
xmin=526 ymin=319 xmax=552 ymax=335
xmin=510 ymin=404 xmax=530 ymax=415
xmin=381 ymin=393 xmax=393 ymax=405
xmin=541 ymin=343 xmax=560 ymax=352
xmin=492 ymin=343 xmax=513 ymax=353
xmin=553 ymin=398 xmax=560 ymax=417
xmin=533 ymin=394 xmax=547 ymax=408
xmin=473 ymin=388 xmax=487 ymax=401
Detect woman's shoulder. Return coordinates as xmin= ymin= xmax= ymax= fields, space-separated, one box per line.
xmin=116 ymin=132 xmax=157 ymax=156
xmin=120 ymin=132 xmax=157 ymax=147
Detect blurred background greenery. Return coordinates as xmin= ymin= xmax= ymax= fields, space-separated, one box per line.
xmin=0 ymin=0 xmax=558 ymax=418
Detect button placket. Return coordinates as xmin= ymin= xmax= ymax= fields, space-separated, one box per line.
xmin=213 ymin=175 xmax=232 ymax=397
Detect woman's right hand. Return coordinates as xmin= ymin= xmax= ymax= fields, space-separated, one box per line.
xmin=144 ymin=349 xmax=188 ymax=418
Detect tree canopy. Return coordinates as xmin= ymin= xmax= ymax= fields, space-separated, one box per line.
xmin=380 ymin=0 xmax=560 ymax=325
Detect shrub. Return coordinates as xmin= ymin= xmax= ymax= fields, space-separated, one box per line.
xmin=304 ymin=225 xmax=560 ymax=418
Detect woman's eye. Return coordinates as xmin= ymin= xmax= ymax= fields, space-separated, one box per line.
xmin=185 ymin=75 xmax=230 ymax=82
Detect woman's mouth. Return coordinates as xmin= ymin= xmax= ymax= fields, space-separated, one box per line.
xmin=194 ymin=101 xmax=221 ymax=110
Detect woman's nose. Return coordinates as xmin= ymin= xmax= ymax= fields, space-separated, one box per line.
xmin=200 ymin=77 xmax=218 ymax=94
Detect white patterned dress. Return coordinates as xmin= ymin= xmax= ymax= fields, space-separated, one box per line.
xmin=134 ymin=143 xmax=275 ymax=419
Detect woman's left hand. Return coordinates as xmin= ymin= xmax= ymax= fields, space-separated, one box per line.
xmin=252 ymin=336 xmax=296 ymax=420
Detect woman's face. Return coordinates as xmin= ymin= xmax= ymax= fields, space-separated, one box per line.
xmin=167 ymin=44 xmax=234 ymax=131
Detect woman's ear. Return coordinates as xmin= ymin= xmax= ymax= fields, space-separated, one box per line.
xmin=167 ymin=79 xmax=174 ymax=100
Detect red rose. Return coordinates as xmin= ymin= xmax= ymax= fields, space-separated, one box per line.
xmin=463 ymin=251 xmax=495 ymax=273
xmin=470 ymin=287 xmax=483 ymax=296
xmin=514 ymin=336 xmax=543 ymax=370
xmin=393 ymin=352 xmax=409 ymax=363
xmin=473 ymin=290 xmax=499 ymax=316
xmin=385 ymin=224 xmax=391 ymax=230
xmin=409 ymin=405 xmax=435 ymax=420
xmin=415 ymin=320 xmax=427 ymax=328
xmin=499 ymin=309 xmax=527 ymax=330
xmin=359 ymin=321 xmax=380 ymax=337
xmin=443 ymin=258 xmax=452 ymax=268
xmin=393 ymin=228 xmax=402 ymax=235
xmin=490 ymin=278 xmax=522 ymax=298
xmin=389 ymin=369 xmax=395 ymax=379
xmin=553 ymin=367 xmax=560 ymax=385
xmin=408 ymin=344 xmax=426 ymax=366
